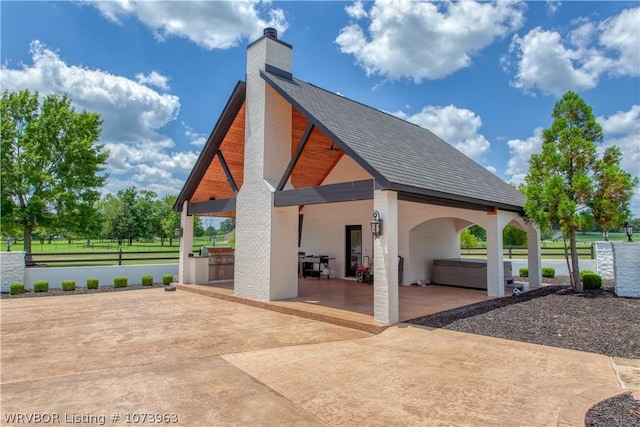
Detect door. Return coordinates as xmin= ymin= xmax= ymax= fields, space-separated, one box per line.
xmin=345 ymin=225 xmax=362 ymax=277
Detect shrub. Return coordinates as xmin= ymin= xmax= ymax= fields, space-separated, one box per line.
xmin=542 ymin=267 xmax=555 ymax=278
xmin=518 ymin=267 xmax=529 ymax=277
xmin=10 ymin=282 xmax=25 ymax=295
xmin=113 ymin=276 xmax=128 ymax=288
xmin=61 ymin=280 xmax=76 ymax=291
xmin=86 ymin=278 xmax=99 ymax=289
xmin=141 ymin=275 xmax=153 ymax=286
xmin=580 ymin=270 xmax=595 ymax=281
xmin=582 ymin=273 xmax=602 ymax=290
xmin=162 ymin=274 xmax=173 ymax=286
xmin=33 ymin=280 xmax=49 ymax=292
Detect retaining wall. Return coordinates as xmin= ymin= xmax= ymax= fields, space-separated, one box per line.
xmin=19 ymin=263 xmax=178 ymax=290
xmin=509 ymin=259 xmax=596 ymax=277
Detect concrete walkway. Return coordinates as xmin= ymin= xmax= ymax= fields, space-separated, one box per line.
xmin=1 ymin=289 xmax=626 ymax=426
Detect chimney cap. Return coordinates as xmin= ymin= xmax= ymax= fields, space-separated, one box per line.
xmin=263 ymin=27 xmax=278 ymax=39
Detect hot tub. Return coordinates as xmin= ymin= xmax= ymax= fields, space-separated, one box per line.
xmin=432 ymin=258 xmax=513 ymax=290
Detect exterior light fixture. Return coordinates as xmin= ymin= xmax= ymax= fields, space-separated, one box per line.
xmin=371 ymin=211 xmax=382 ymax=239
xmin=623 ymin=221 xmax=634 ymax=242
xmin=174 ymin=227 xmax=183 ymax=238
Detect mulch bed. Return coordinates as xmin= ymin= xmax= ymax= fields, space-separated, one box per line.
xmin=585 ymin=392 xmax=640 ymax=427
xmin=407 ymin=277 xmax=639 ymax=427
xmin=0 ymin=283 xmax=165 ymax=298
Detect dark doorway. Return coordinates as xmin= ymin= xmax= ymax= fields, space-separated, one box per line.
xmin=345 ymin=225 xmax=362 ymax=277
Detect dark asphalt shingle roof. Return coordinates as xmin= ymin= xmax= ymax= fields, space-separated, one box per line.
xmin=262 ymin=69 xmax=525 ymax=212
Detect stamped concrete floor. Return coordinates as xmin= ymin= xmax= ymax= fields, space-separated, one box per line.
xmin=1 ymin=289 xmax=624 ymax=426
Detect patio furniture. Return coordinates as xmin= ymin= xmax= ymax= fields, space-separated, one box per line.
xmin=302 ymin=255 xmax=333 ymax=279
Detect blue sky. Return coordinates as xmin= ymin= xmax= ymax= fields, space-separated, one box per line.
xmin=2 ymin=1 xmax=639 ymax=216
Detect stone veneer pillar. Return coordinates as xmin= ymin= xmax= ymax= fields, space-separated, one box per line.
xmin=612 ymin=242 xmax=639 ymax=298
xmin=234 ymin=30 xmax=298 ymax=300
xmin=595 ymin=241 xmax=614 ymax=279
xmin=1 ymin=251 xmax=25 ymax=293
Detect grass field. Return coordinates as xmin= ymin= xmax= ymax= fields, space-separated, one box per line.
xmin=8 ymin=237 xmax=231 ymax=267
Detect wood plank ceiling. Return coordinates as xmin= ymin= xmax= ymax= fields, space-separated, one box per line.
xmin=190 ymin=96 xmax=345 ymax=217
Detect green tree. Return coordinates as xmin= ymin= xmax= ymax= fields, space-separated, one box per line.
xmin=133 ymin=189 xmax=158 ymax=241
xmin=218 ymin=218 xmax=235 ymax=235
xmin=523 ymin=91 xmax=637 ymax=291
xmin=468 ymin=225 xmax=486 ymax=242
xmin=157 ymin=195 xmax=181 ymax=246
xmin=577 ymin=211 xmax=596 ymax=235
xmin=590 ymin=146 xmax=637 ymax=240
xmin=460 ymin=228 xmax=479 ymax=247
xmin=503 ymin=225 xmax=527 ymax=246
xmin=1 ymin=90 xmax=108 ymax=259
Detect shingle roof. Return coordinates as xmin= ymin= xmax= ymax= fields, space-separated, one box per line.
xmin=261 ymin=69 xmax=525 ymax=212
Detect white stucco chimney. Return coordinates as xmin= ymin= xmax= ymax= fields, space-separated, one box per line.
xmin=234 ymin=28 xmax=298 ymax=301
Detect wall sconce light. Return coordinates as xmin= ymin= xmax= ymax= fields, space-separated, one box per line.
xmin=371 ymin=210 xmax=382 ymax=239
xmin=623 ymin=221 xmax=634 ymax=242
xmin=174 ymin=227 xmax=183 ymax=238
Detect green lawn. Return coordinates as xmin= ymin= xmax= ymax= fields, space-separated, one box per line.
xmin=10 ymin=237 xmax=232 ymax=267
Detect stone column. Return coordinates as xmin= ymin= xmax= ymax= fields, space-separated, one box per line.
xmin=0 ymin=252 xmax=25 ymax=293
xmin=485 ymin=209 xmax=507 ymax=297
xmin=612 ymin=242 xmax=640 ymax=298
xmin=526 ymin=223 xmax=542 ymax=289
xmin=595 ymin=241 xmax=614 ymax=279
xmin=373 ymin=188 xmax=399 ymax=325
xmin=178 ymin=201 xmax=194 ymax=284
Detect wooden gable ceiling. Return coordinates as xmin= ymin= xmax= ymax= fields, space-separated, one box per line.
xmin=191 ymin=102 xmax=246 ymax=209
xmin=187 ymin=94 xmax=344 ymax=216
xmin=289 ymin=108 xmax=344 ymax=189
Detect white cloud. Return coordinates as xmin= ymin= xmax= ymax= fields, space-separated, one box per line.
xmin=599 ymin=8 xmax=640 ymax=76
xmin=546 ymin=1 xmax=561 ymax=15
xmin=90 ymin=0 xmax=288 ymax=50
xmin=135 ymin=71 xmax=169 ymax=90
xmin=506 ymin=7 xmax=639 ymax=96
xmin=505 ymin=127 xmax=544 ymax=185
xmin=336 ymin=0 xmax=525 ymax=82
xmin=598 ymin=105 xmax=640 ymax=181
xmin=0 ymin=40 xmax=199 ymax=197
xmin=394 ymin=105 xmax=490 ymax=161
xmin=183 ymin=121 xmax=208 ymax=147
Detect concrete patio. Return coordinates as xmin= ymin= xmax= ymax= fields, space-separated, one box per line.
xmin=176 ymin=277 xmax=494 ymax=333
xmin=1 ymin=288 xmax=625 ymax=426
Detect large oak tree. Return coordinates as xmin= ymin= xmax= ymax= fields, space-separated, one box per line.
xmin=523 ymin=91 xmax=637 ymax=291
xmin=1 ymin=89 xmax=109 ymax=259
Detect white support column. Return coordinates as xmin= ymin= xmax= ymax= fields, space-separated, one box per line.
xmin=178 ymin=201 xmax=194 ymax=284
xmin=373 ymin=189 xmax=399 ymax=325
xmin=485 ymin=209 xmax=507 ymax=297
xmin=526 ymin=223 xmax=542 ymax=289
